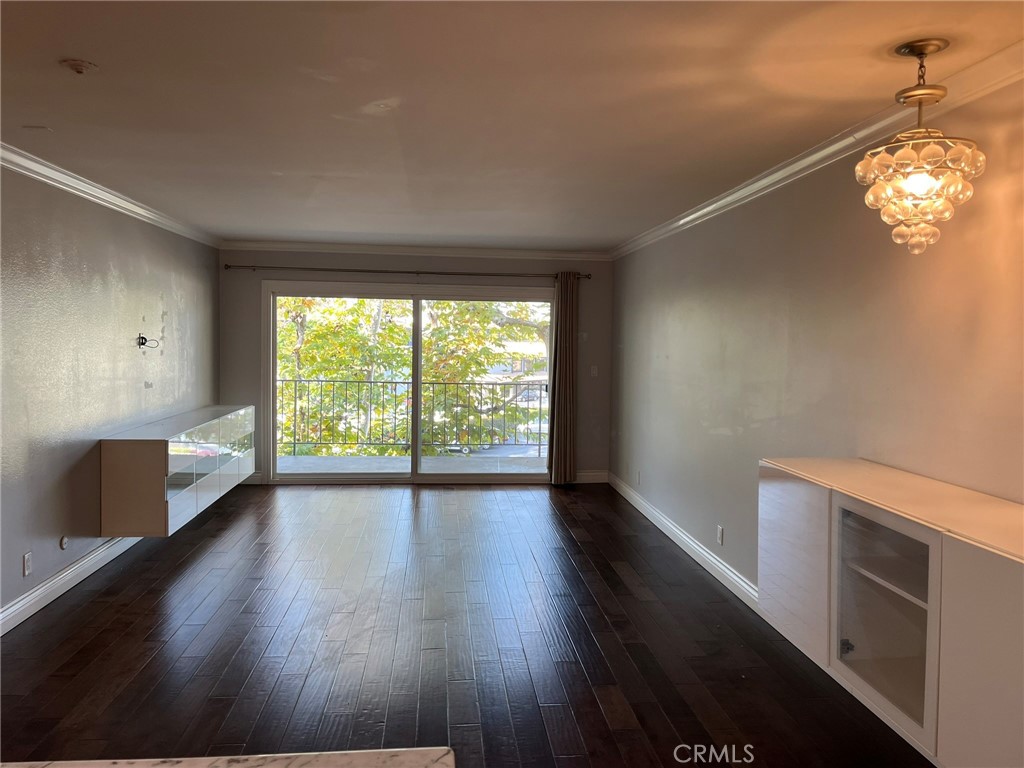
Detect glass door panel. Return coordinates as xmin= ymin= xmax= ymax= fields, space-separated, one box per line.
xmin=418 ymin=299 xmax=550 ymax=475
xmin=167 ymin=432 xmax=197 ymax=500
xmin=837 ymin=507 xmax=930 ymax=725
xmin=274 ymin=295 xmax=413 ymax=476
xmin=193 ymin=422 xmax=220 ymax=483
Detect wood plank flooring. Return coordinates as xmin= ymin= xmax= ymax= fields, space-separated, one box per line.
xmin=1 ymin=484 xmax=930 ymax=767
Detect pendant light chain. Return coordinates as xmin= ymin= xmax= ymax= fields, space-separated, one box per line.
xmin=916 ymin=54 xmax=928 ymax=128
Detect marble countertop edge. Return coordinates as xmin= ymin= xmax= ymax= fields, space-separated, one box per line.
xmin=0 ymin=748 xmax=456 ymax=768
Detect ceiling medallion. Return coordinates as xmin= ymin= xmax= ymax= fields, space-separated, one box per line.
xmin=854 ymin=39 xmax=986 ymax=254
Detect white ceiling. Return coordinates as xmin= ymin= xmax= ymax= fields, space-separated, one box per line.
xmin=2 ymin=2 xmax=1021 ymax=251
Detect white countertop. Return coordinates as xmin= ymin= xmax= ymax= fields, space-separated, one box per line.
xmin=104 ymin=405 xmax=252 ymax=441
xmin=761 ymin=458 xmax=1024 ymax=561
xmin=1 ymin=749 xmax=455 ymax=768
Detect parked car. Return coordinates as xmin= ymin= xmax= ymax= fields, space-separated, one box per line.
xmin=445 ymin=440 xmax=494 ymax=454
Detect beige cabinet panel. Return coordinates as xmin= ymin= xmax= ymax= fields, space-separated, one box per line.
xmin=757 ymin=462 xmax=830 ymax=667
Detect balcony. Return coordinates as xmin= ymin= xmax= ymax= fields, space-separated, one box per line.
xmin=276 ymin=378 xmax=549 ymax=475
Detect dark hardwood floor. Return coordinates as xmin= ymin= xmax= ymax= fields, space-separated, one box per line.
xmin=1 ymin=484 xmax=929 ymax=767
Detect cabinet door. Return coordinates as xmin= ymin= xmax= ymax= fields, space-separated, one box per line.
xmin=757 ymin=463 xmax=830 ymax=667
xmin=938 ymin=535 xmax=1024 ymax=768
xmin=830 ymin=493 xmax=942 ymax=755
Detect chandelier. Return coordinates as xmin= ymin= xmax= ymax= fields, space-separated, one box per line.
xmin=854 ymin=39 xmax=985 ymax=254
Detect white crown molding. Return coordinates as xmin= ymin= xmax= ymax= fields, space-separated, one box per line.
xmin=0 ymin=536 xmax=142 ymax=635
xmin=1 ymin=143 xmax=218 ymax=247
xmin=608 ymin=473 xmax=758 ymax=609
xmin=612 ymin=40 xmax=1024 ymax=259
xmin=219 ymin=239 xmax=614 ymax=262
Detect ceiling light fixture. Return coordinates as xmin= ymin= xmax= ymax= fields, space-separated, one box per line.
xmin=59 ymin=58 xmax=99 ymax=75
xmin=854 ymin=39 xmax=985 ymax=254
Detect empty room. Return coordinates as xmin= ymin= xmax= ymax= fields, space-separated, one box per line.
xmin=1 ymin=2 xmax=1022 ymax=768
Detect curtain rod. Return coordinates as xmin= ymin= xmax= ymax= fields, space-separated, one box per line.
xmin=223 ymin=264 xmax=591 ymax=279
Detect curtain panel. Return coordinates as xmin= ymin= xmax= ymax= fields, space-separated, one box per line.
xmin=548 ymin=271 xmax=579 ymax=484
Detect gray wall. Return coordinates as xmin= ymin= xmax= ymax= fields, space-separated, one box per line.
xmin=218 ymin=249 xmax=612 ymax=476
xmin=1 ymin=170 xmax=219 ymax=607
xmin=611 ymin=83 xmax=1024 ymax=584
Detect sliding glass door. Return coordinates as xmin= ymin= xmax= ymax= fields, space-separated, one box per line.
xmin=418 ymin=299 xmax=549 ymax=475
xmin=271 ymin=285 xmax=550 ymax=481
xmin=275 ymin=295 xmax=414 ymax=475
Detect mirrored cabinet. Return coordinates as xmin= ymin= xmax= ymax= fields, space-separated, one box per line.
xmin=167 ymin=432 xmax=198 ymax=499
xmin=102 ymin=405 xmax=255 ymax=537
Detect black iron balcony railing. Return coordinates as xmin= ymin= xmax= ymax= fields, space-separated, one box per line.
xmin=276 ymin=378 xmax=548 ymax=456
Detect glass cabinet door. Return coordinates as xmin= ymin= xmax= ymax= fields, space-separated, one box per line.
xmin=218 ymin=411 xmax=238 ymax=467
xmin=166 ymin=432 xmax=196 ymax=499
xmin=832 ymin=493 xmax=941 ymax=751
xmin=838 ymin=508 xmax=928 ymax=723
xmin=193 ymin=421 xmax=219 ymax=482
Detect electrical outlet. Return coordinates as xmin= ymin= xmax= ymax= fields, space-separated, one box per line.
xmin=23 ymin=552 xmax=32 ymax=577
xmin=590 ymin=365 xmax=598 ymax=378
xmin=635 ymin=469 xmax=641 ymax=487
xmin=716 ymin=526 xmax=724 ymax=546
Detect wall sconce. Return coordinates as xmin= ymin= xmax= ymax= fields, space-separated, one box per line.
xmin=854 ymin=39 xmax=985 ymax=253
xmin=136 ymin=333 xmax=160 ymax=349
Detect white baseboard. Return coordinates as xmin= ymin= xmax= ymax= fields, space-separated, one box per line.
xmin=0 ymin=536 xmax=142 ymax=635
xmin=607 ymin=473 xmax=758 ymax=610
xmin=242 ymin=471 xmax=265 ymax=485
xmin=245 ymin=470 xmax=607 ymax=485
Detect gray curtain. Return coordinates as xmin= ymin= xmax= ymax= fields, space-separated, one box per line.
xmin=548 ymin=271 xmax=578 ymax=484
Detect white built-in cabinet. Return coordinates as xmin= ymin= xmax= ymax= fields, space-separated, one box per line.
xmin=758 ymin=458 xmax=1024 ymax=768
xmin=102 ymin=405 xmax=255 ymax=537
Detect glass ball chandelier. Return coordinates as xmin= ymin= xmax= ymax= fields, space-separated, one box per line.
xmin=854 ymin=39 xmax=985 ymax=254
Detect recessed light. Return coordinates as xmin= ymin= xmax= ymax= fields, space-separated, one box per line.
xmin=60 ymin=58 xmax=98 ymax=75
xmin=358 ymin=97 xmax=401 ymax=116
xmin=21 ymin=125 xmax=53 ymax=131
